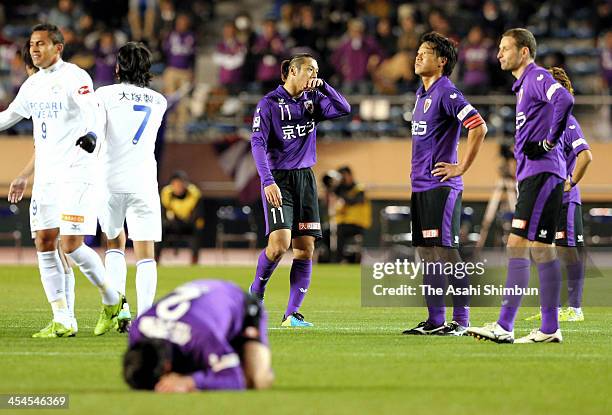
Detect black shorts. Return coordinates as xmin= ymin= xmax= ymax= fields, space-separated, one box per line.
xmin=411 ymin=187 xmax=462 ymax=248
xmin=261 ymin=168 xmax=322 ymax=239
xmin=511 ymin=172 xmax=564 ymax=244
xmin=555 ymin=202 xmax=584 ymax=247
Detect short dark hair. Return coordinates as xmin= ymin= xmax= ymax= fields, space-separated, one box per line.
xmin=31 ymin=23 xmax=64 ymax=45
xmin=123 ymin=340 xmax=172 ymax=390
xmin=116 ymin=42 xmax=153 ymax=87
xmin=280 ymin=53 xmax=316 ymax=82
xmin=169 ymin=170 xmax=188 ymax=182
xmin=22 ymin=41 xmax=36 ymax=71
xmin=420 ymin=31 xmax=457 ymax=76
xmin=503 ymin=28 xmax=537 ymax=59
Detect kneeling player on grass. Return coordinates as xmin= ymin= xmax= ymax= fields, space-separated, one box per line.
xmin=467 ymin=29 xmax=574 ymax=344
xmin=123 ymin=280 xmax=274 ymax=392
xmin=524 ymin=67 xmax=592 ymax=323
xmin=248 ymin=54 xmax=351 ymax=327
xmin=403 ymin=32 xmax=487 ymax=336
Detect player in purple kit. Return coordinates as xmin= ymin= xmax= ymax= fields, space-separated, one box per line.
xmin=248 ymin=54 xmax=351 ymax=327
xmin=525 ymin=67 xmax=593 ymax=323
xmin=468 ymin=29 xmax=575 ymax=344
xmin=402 ymin=32 xmax=487 ymax=336
xmin=123 ymin=280 xmax=273 ymax=392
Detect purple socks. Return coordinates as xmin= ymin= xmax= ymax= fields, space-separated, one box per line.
xmin=498 ymin=258 xmax=531 ymax=331
xmin=424 ymin=263 xmax=446 ymax=327
xmin=250 ymin=250 xmax=280 ymax=295
xmin=566 ymin=261 xmax=585 ymax=309
xmin=538 ymin=259 xmax=562 ymax=334
xmin=285 ymin=259 xmax=312 ymax=317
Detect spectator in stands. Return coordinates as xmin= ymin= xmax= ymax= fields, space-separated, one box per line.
xmin=157 ymin=171 xmax=205 ymax=265
xmin=594 ymin=1 xmax=612 ymax=40
xmin=426 ymin=9 xmax=458 ymax=44
xmin=46 ymin=0 xmax=84 ymax=30
xmin=289 ymin=5 xmax=319 ymax=52
xmin=128 ymin=0 xmax=157 ymax=44
xmin=602 ymin=30 xmax=612 ymax=122
xmin=397 ymin=8 xmax=421 ymax=55
xmin=375 ymin=17 xmax=397 ymax=58
xmin=163 ymin=13 xmax=196 ymax=129
xmin=458 ymin=26 xmax=493 ymax=94
xmin=331 ymin=18 xmax=382 ymax=94
xmin=480 ymin=0 xmax=506 ymax=38
xmin=213 ymin=21 xmax=247 ymax=94
xmin=253 ymin=19 xmax=286 ymax=92
xmin=93 ymin=30 xmax=117 ymax=88
xmin=334 ymin=166 xmax=371 ymax=263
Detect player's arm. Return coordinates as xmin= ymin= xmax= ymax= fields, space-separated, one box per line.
xmin=241 ymin=340 xmax=274 ymax=390
xmin=523 ymin=75 xmax=574 ymax=159
xmin=313 ymin=80 xmax=351 ymax=121
xmin=251 ymin=101 xmax=282 ymax=207
xmin=0 ymin=82 xmax=30 ymax=131
xmin=71 ymin=72 xmax=103 ymax=153
xmin=564 ymin=126 xmax=593 ymax=191
xmin=8 ymin=153 xmax=35 ymax=203
xmin=433 ymin=95 xmax=487 ymax=182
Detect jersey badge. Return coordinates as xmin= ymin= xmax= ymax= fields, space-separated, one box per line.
xmin=304 ymin=100 xmax=314 ymax=114
xmin=449 ymin=93 xmax=457 ymax=99
xmin=78 ymin=85 xmax=91 ymax=95
xmin=423 ymin=98 xmax=432 ymax=113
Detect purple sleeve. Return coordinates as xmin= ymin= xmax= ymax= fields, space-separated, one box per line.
xmin=250 ymin=99 xmax=275 ymax=187
xmin=566 ymin=121 xmax=590 ymax=156
xmin=440 ymin=88 xmax=483 ymax=129
xmin=192 ymin=367 xmax=246 ymax=391
xmin=314 ymin=81 xmax=351 ymax=121
xmin=540 ymin=74 xmax=574 ymax=145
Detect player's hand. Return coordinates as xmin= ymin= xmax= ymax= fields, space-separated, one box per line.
xmin=523 ymin=139 xmax=554 ymax=160
xmin=264 ymin=183 xmax=282 ymax=208
xmin=432 ymin=162 xmax=465 ymax=182
xmin=564 ymin=179 xmax=572 ymax=192
xmin=154 ymin=373 xmax=197 ymax=393
xmin=305 ymin=78 xmax=323 ymax=91
xmin=75 ymin=132 xmax=97 ymax=153
xmin=8 ymin=175 xmax=28 ymax=203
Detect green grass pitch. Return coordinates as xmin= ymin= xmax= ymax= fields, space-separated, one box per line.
xmin=1 ymin=265 xmax=611 ymax=414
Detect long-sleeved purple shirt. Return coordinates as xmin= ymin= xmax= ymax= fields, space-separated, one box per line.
xmin=512 ymin=63 xmax=574 ymax=182
xmin=129 ymin=280 xmax=269 ymax=391
xmin=163 ymin=31 xmax=196 ymax=70
xmin=250 ymin=82 xmax=351 ymax=186
xmin=561 ymin=114 xmax=590 ymax=205
xmin=213 ymin=40 xmax=246 ymax=85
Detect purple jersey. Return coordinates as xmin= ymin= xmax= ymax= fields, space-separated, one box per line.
xmin=251 ymin=82 xmax=350 ymax=186
xmin=561 ymin=115 xmax=590 ymax=205
xmin=411 ymin=76 xmax=483 ymax=192
xmin=163 ymin=31 xmax=196 ymax=70
xmin=129 ymin=280 xmax=268 ymax=391
xmin=512 ymin=63 xmax=574 ymax=182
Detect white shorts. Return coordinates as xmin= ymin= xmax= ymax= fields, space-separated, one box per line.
xmin=30 ymin=182 xmax=99 ymax=235
xmin=99 ymin=192 xmax=162 ymax=241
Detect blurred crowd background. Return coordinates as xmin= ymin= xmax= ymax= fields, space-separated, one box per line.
xmin=0 ymin=0 xmax=611 ymax=141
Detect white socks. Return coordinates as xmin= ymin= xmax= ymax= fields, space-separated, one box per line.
xmin=136 ymin=259 xmax=157 ymax=316
xmin=105 ymin=249 xmax=127 ymax=295
xmin=67 ymin=244 xmax=119 ymax=305
xmin=64 ymin=267 xmax=75 ymax=319
xmin=37 ymin=251 xmax=69 ymax=324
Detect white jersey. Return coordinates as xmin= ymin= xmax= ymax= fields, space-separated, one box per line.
xmin=97 ymin=83 xmax=167 ymax=193
xmin=0 ymin=59 xmax=103 ymax=185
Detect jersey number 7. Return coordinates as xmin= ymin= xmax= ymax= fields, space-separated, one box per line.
xmin=132 ymin=105 xmax=152 ymax=144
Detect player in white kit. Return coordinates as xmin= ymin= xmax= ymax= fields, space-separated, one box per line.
xmin=97 ymin=42 xmax=167 ymax=330
xmin=1 ymin=24 xmax=125 ymax=338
